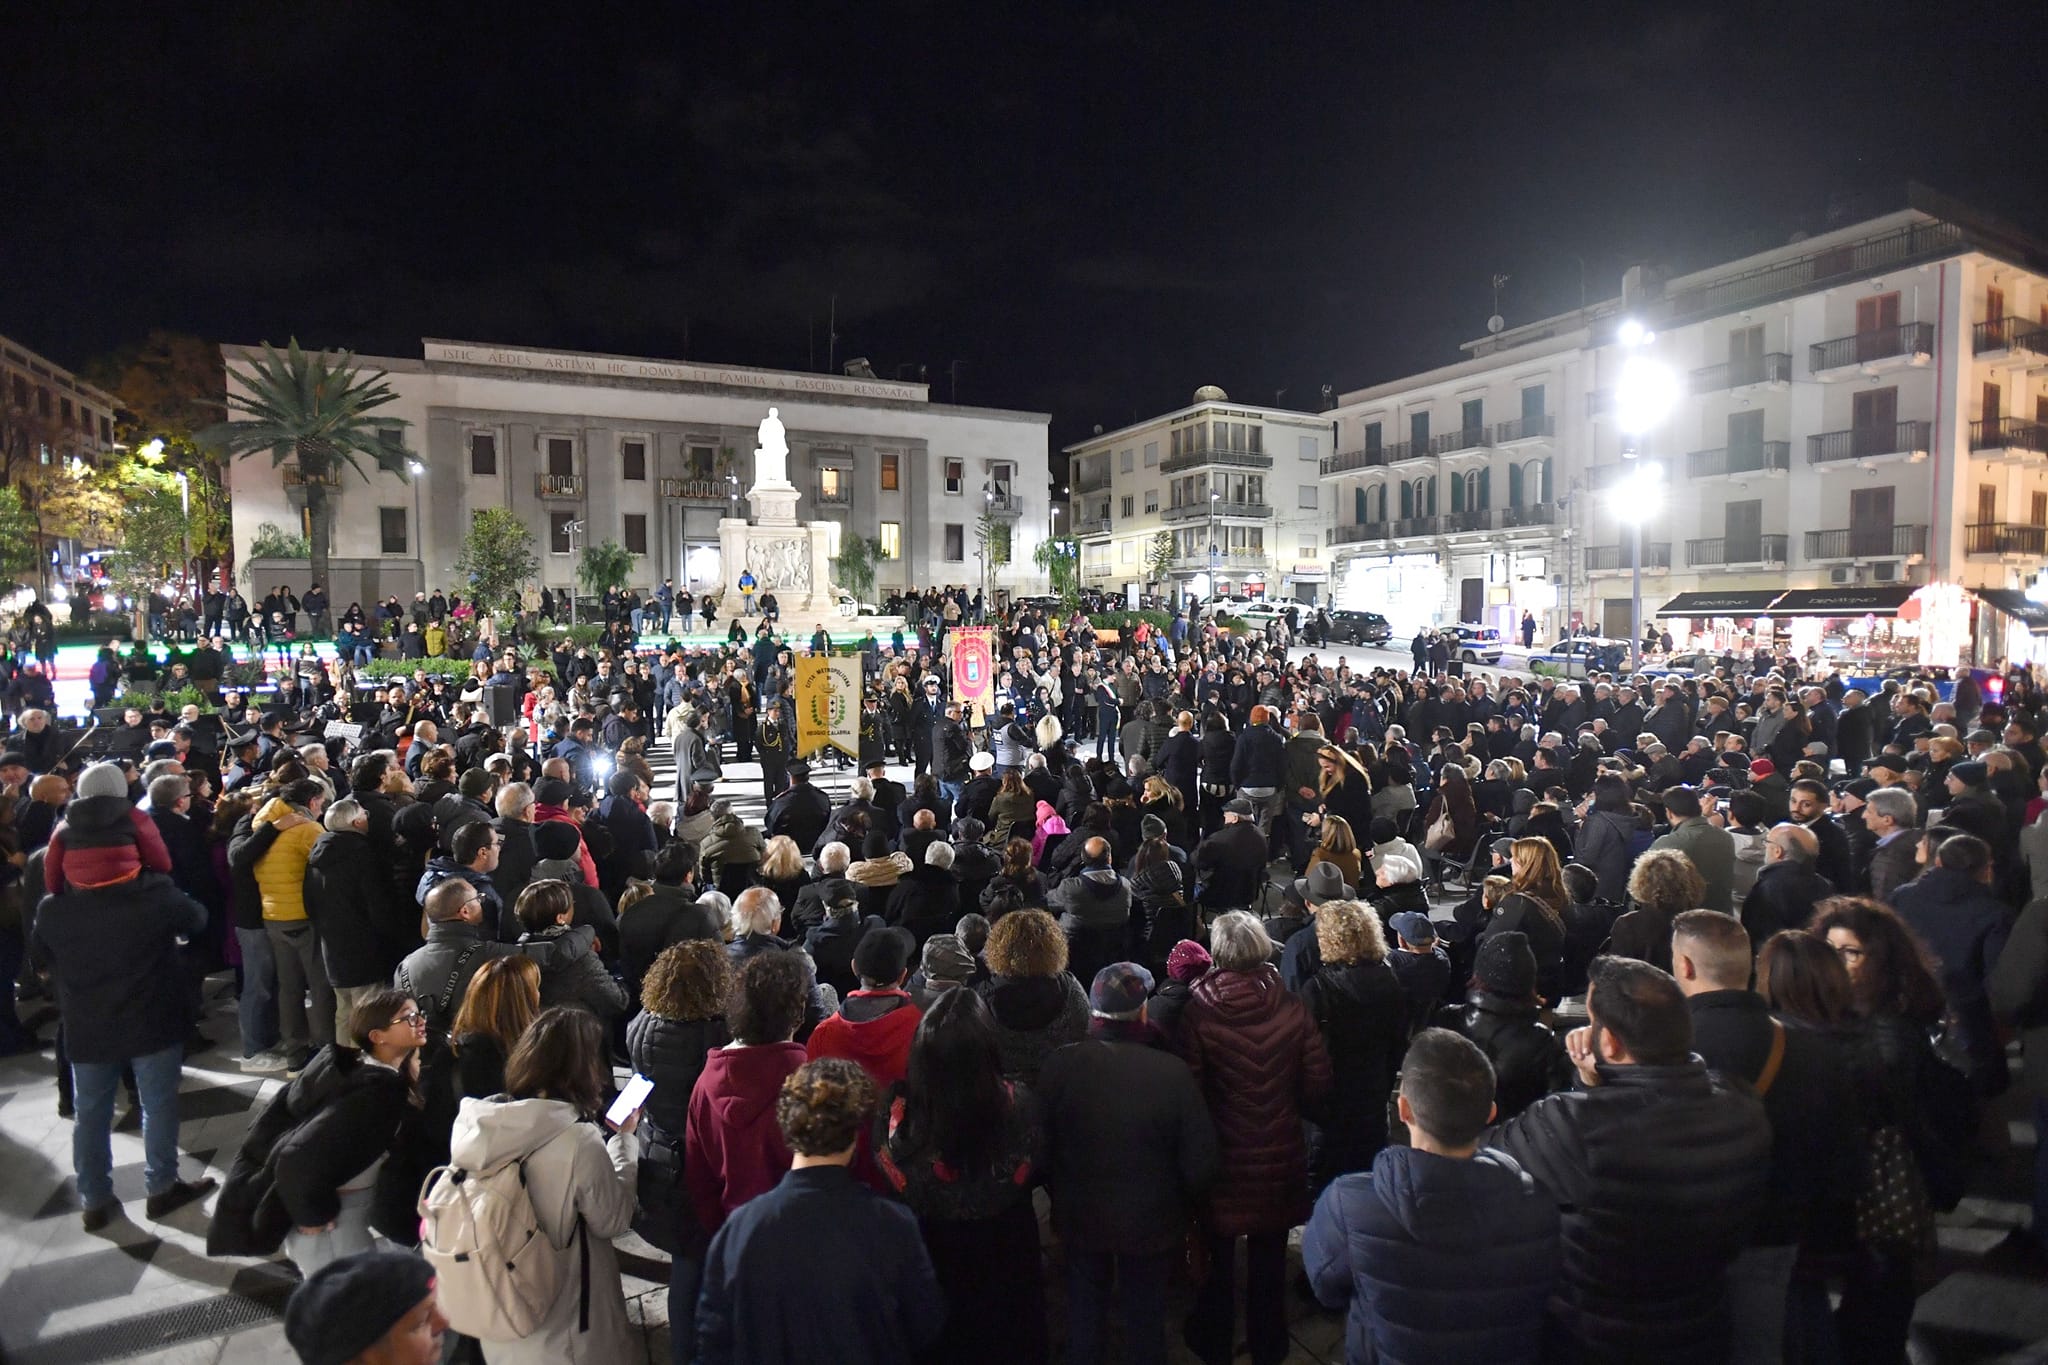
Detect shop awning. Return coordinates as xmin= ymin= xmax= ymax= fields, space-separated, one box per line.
xmin=1653 ymin=590 xmax=1785 ymax=617
xmin=1973 ymin=588 xmax=2048 ymax=632
xmin=1767 ymin=585 xmax=1918 ymax=617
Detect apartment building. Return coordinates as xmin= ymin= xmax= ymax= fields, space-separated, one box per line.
xmin=1064 ymin=387 xmax=1335 ymax=603
xmin=1 ymin=331 xmax=120 ymax=462
xmin=226 ymin=339 xmax=1052 ymax=608
xmin=1324 ymin=189 xmax=2048 ymax=663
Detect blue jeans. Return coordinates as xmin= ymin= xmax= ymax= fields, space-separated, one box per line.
xmin=939 ymin=780 xmax=964 ymax=807
xmin=1066 ymin=1250 xmax=1168 ymax=1365
xmin=669 ymin=1248 xmax=703 ymax=1364
xmin=1726 ymin=1243 xmax=1799 ymax=1365
xmin=73 ymin=1041 xmax=183 ymax=1209
xmin=235 ymin=926 xmax=279 ymax=1056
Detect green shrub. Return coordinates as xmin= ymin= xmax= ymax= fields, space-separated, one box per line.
xmin=530 ymin=623 xmax=606 ymax=649
xmin=360 ymin=657 xmax=475 ymax=681
xmin=1089 ymin=609 xmax=1173 ymax=635
xmin=115 ymin=685 xmax=212 ymax=713
xmin=1212 ymin=614 xmax=1251 ymax=635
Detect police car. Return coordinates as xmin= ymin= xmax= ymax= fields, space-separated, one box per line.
xmin=1527 ymin=637 xmax=1632 ymax=679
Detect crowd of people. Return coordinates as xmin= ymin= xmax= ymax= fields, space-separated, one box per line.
xmin=8 ymin=578 xmax=2046 ymax=1365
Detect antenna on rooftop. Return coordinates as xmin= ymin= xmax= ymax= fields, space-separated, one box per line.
xmin=1487 ymin=273 xmax=1510 ymax=335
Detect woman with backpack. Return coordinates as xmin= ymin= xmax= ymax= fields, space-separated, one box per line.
xmin=441 ymin=1007 xmax=643 ymax=1364
xmin=210 ymin=989 xmax=429 ymax=1273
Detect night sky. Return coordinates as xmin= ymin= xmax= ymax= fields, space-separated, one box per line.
xmin=7 ymin=3 xmax=2046 ymax=456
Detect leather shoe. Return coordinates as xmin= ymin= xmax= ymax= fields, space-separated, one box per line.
xmin=144 ymin=1177 xmax=218 ymax=1220
xmin=81 ymin=1203 xmax=117 ymax=1232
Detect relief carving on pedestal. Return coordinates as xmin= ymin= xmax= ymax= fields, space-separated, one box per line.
xmin=746 ymin=537 xmax=813 ymax=591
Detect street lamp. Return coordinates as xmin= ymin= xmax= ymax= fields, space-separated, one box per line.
xmin=173 ymin=470 xmax=191 ymax=602
xmin=1608 ymin=461 xmax=1666 ymax=672
xmin=1208 ymin=488 xmax=1221 ymax=599
xmin=565 ymin=518 xmax=585 ymax=626
xmin=1612 ymin=321 xmax=1677 ymax=670
xmin=406 ymin=459 xmax=426 ymax=600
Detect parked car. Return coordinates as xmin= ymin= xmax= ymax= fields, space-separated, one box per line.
xmin=1445 ymin=623 xmax=1503 ymax=665
xmin=1327 ymin=609 xmax=1393 ymax=645
xmin=1528 ymin=637 xmax=1632 ymax=679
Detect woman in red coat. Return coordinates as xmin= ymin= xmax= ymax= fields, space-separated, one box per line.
xmin=1177 ymin=911 xmax=1332 ymax=1365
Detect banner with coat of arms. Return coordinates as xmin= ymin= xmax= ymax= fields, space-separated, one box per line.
xmin=950 ymin=626 xmax=996 ymax=719
xmin=797 ymin=654 xmax=864 ymax=758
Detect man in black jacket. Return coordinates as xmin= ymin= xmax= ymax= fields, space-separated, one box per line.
xmin=1487 ymin=955 xmax=1770 ymax=1365
xmin=1229 ymin=705 xmax=1287 ymax=840
xmin=31 ymin=868 xmax=217 ymax=1229
xmin=1672 ymin=910 xmax=1861 ymax=1365
xmin=305 ymin=798 xmax=407 ymax=1041
xmin=1192 ymin=799 xmax=1269 ymax=913
xmin=766 ymin=761 xmax=833 ymax=855
xmin=1740 ymin=824 xmax=1835 ymax=944
xmin=1036 ymin=965 xmax=1220 ymax=1365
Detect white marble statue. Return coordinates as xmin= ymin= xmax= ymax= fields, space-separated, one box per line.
xmin=754 ymin=406 xmax=789 ymax=487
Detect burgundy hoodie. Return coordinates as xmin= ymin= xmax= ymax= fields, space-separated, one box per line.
xmin=684 ymin=1040 xmax=808 ymax=1232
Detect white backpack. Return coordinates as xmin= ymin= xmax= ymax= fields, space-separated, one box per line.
xmin=417 ymin=1155 xmax=587 ymax=1342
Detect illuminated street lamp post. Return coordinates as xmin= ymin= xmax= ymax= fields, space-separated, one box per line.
xmin=1612 ymin=321 xmax=1678 ymax=672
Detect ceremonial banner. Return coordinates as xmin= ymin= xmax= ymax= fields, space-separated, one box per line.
xmin=826 ymin=653 xmax=863 ymax=758
xmin=796 ymin=656 xmax=831 ymax=756
xmin=951 ymin=626 xmax=996 ymax=718
xmin=797 ymin=654 xmax=864 ymax=758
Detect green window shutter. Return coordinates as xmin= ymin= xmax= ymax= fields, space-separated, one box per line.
xmin=1450 ymin=474 xmax=1465 ymax=513
xmin=1478 ymin=468 xmax=1491 ymax=509
xmin=1508 ymin=464 xmax=1524 ymax=507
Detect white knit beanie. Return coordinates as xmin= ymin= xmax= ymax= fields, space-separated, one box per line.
xmin=76 ymin=762 xmax=128 ymax=802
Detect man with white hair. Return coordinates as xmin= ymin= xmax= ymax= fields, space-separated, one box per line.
xmin=490 ymin=781 xmax=540 ymax=907
xmin=304 ymin=796 xmax=400 ymax=1040
xmin=1741 ymin=823 xmax=1833 ymax=944
xmin=1864 ymin=786 xmax=1921 ymax=904
xmin=726 ymin=886 xmax=829 ymax=1031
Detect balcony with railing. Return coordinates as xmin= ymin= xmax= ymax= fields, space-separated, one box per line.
xmin=281 ymin=465 xmax=341 ymax=489
xmin=658 ymin=477 xmax=732 ymax=501
xmin=1804 ymin=525 xmax=1928 ymax=561
xmin=814 ymin=482 xmax=851 ymax=507
xmin=1072 ymin=471 xmax=1112 ymax=495
xmin=1685 ymin=535 xmax=1789 ymax=567
xmin=1075 ymin=515 xmax=1113 ymax=538
xmin=1170 ymin=548 xmax=1269 ymax=573
xmin=984 ymin=490 xmax=1024 ymax=518
xmin=1442 ymin=508 xmax=1494 ymax=533
xmin=1382 ymin=440 xmax=1427 ymax=464
xmin=1429 ymin=427 xmax=1492 ymax=457
xmin=1690 ymin=353 xmax=1792 ymax=394
xmin=1492 ymin=414 xmax=1555 ymax=444
xmin=1390 ymin=515 xmax=1440 ymax=538
xmin=1320 ymin=447 xmax=1391 ymax=477
xmin=1585 ymin=543 xmax=1672 ymax=572
xmin=1686 ymin=442 xmax=1791 ymax=479
xmin=536 ymin=472 xmax=585 ymax=498
xmin=1970 ymin=416 xmax=2048 ymax=456
xmin=1160 ymin=446 xmax=1273 ymax=474
xmin=1964 ymin=522 xmax=2048 ymax=557
xmin=1160 ymin=499 xmax=1272 ymax=524
xmin=1809 ymin=322 xmax=1935 ymax=377
xmin=1972 ymin=317 xmax=2048 ymax=362
xmin=1328 ymin=522 xmax=1388 ymax=546
xmin=1807 ymin=420 xmax=1931 ymax=466
xmin=1500 ymin=501 xmax=1558 ymax=528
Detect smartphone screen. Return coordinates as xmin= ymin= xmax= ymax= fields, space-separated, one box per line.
xmin=606 ymin=1073 xmax=654 ymax=1127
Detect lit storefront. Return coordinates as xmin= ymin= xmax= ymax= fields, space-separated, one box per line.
xmin=1336 ymin=552 xmax=1445 ymax=638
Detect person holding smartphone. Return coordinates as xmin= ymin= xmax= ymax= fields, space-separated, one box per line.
xmin=445 ymin=1007 xmax=643 ymax=1365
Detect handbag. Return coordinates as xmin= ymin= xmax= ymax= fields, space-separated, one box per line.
xmin=1423 ymin=807 xmax=1457 ymax=852
xmin=1854 ymin=1123 xmax=1935 ymax=1256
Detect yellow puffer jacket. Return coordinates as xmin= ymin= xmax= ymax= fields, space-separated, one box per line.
xmin=254 ymin=798 xmax=321 ymax=922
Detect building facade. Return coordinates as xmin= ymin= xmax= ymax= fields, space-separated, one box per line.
xmin=1064 ymin=387 xmax=1335 ymax=603
xmin=0 ymin=332 xmax=122 ymax=589
xmin=1324 ymin=192 xmax=2048 ymax=663
xmin=225 ymin=340 xmax=1052 ymax=609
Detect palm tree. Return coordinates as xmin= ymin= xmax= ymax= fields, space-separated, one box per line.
xmin=200 ymin=340 xmax=412 ymax=592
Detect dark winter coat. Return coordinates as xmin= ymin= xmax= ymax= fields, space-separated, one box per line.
xmin=1740 ymin=859 xmax=1836 ymax=944
xmin=629 ymin=1008 xmax=730 ymax=1255
xmin=1572 ymin=808 xmax=1638 ymax=904
xmin=1050 ymin=866 xmax=1133 ymax=985
xmin=1478 ymin=894 xmax=1567 ymax=1001
xmin=518 ymin=923 xmax=629 ymax=1020
xmin=804 ymin=911 xmax=887 ymax=1000
xmin=207 ymin=1044 xmax=417 ymax=1257
xmin=1434 ymin=990 xmax=1571 ymax=1120
xmin=885 ymin=864 xmax=961 ymax=948
xmin=303 ymin=829 xmax=397 ymax=989
xmin=1035 ymin=1023 xmax=1221 ymax=1255
xmin=976 ymin=971 xmax=1090 ymax=1084
xmin=1487 ymin=1058 xmax=1772 ymax=1365
xmin=1686 ymin=991 xmax=1862 ymax=1247
xmin=1299 ymin=959 xmax=1405 ymax=1192
xmin=618 ymin=884 xmax=724 ymax=1002
xmin=1302 ymin=1145 xmax=1560 ymax=1365
xmin=1132 ymin=862 xmax=1196 ymax=976
xmin=29 ymin=871 xmax=205 ymax=1065
xmin=1177 ymin=963 xmax=1333 ymax=1237
xmin=1892 ymin=865 xmax=2015 ymax=1089
xmin=489 ymin=816 xmax=540 ymax=907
